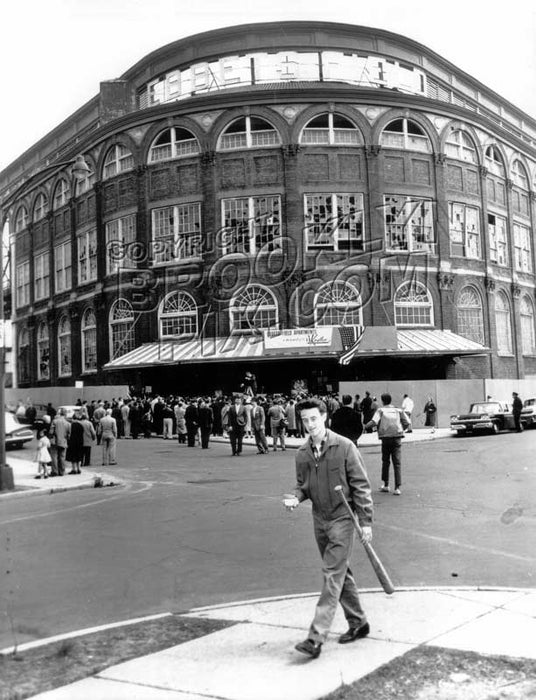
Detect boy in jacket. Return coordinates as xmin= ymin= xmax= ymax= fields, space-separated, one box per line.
xmin=284 ymin=398 xmax=373 ymax=659
xmin=365 ymin=393 xmax=410 ymax=495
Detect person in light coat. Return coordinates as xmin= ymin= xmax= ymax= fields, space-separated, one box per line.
xmin=100 ymin=409 xmax=118 ymax=466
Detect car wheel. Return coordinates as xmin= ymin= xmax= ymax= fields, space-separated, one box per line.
xmin=491 ymin=423 xmax=500 ymax=435
xmin=456 ymin=430 xmax=466 ymax=437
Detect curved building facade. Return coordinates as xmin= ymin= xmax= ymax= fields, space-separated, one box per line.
xmin=2 ymin=22 xmax=536 ymax=395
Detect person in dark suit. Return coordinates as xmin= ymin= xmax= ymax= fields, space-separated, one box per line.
xmin=251 ymin=396 xmax=269 ymax=454
xmin=331 ymin=394 xmax=363 ymax=445
xmin=224 ymin=395 xmax=247 ymax=456
xmin=185 ymin=399 xmax=199 ymax=447
xmin=198 ymin=399 xmax=214 ymax=449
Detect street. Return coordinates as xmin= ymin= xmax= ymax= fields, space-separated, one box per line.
xmin=1 ymin=430 xmax=535 ymax=650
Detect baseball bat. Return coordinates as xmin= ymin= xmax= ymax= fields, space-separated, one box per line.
xmin=334 ymin=485 xmax=395 ymax=595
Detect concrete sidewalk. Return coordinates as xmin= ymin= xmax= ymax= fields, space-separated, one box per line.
xmin=2 ymin=454 xmax=121 ymax=498
xmin=27 ymin=587 xmax=536 ymax=700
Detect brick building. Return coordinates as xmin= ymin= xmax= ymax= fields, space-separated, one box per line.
xmin=2 ymin=22 xmax=536 ymax=396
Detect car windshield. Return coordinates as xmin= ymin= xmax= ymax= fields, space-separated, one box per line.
xmin=524 ymin=399 xmax=535 ymax=406
xmin=470 ymin=403 xmax=501 ymax=414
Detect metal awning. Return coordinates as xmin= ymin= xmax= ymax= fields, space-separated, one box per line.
xmin=103 ymin=327 xmax=490 ymax=371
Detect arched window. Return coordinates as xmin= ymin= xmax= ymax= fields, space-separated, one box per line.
xmin=300 ymin=113 xmax=361 ymax=145
xmin=103 ymin=144 xmax=134 ymax=180
xmin=511 ymin=159 xmax=529 ymax=189
xmin=314 ymin=281 xmax=363 ymax=326
xmin=520 ymin=295 xmax=536 ymax=355
xmin=159 ymin=291 xmax=198 ymax=339
xmin=218 ymin=116 xmax=280 ymax=151
xmin=53 ymin=179 xmax=70 ymax=210
xmin=109 ymin=299 xmax=136 ymax=359
xmin=445 ymin=129 xmax=477 ymax=163
xmin=81 ymin=308 xmax=97 ymax=372
xmin=37 ymin=322 xmax=50 ymax=381
xmin=14 ymin=206 xmax=28 ymax=232
xmin=33 ymin=193 xmax=48 ymax=222
xmin=494 ymin=291 xmax=513 ymax=354
xmin=230 ymin=285 xmax=278 ymax=332
xmin=148 ymin=127 xmax=200 ymax=162
xmin=394 ymin=281 xmax=434 ymax=326
xmin=58 ymin=315 xmax=72 ymax=376
xmin=457 ymin=286 xmax=485 ymax=344
xmin=75 ymin=167 xmax=95 ymax=196
xmin=485 ymin=146 xmax=505 ymax=177
xmin=380 ymin=118 xmax=431 ymax=153
xmin=17 ymin=328 xmax=30 ymax=384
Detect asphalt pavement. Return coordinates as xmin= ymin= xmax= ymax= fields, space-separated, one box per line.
xmin=2 ymin=428 xmax=535 ymax=700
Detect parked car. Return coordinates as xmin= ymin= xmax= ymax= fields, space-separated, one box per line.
xmin=5 ymin=413 xmax=35 ymax=449
xmin=450 ymin=401 xmax=529 ymax=436
xmin=57 ymin=405 xmax=81 ymax=421
xmin=522 ymin=398 xmax=536 ymax=427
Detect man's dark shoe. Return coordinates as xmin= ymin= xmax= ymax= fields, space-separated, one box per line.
xmin=338 ymin=622 xmax=370 ymax=644
xmin=295 ymin=638 xmax=322 ymax=658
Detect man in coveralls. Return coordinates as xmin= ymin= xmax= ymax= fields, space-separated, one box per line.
xmin=284 ymin=398 xmax=373 ymax=659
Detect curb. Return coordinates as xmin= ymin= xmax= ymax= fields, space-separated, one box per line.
xmin=3 ymin=585 xmax=532 ymax=656
xmin=0 ymin=473 xmax=124 ymax=500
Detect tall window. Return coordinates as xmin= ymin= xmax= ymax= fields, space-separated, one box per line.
xmin=222 ymin=195 xmax=281 ymax=254
xmin=81 ymin=308 xmax=97 ymax=372
xmin=384 ymin=196 xmax=435 ymax=253
xmin=230 ymin=285 xmax=278 ymax=333
xmin=77 ymin=229 xmax=98 ymax=283
xmin=485 ymin=145 xmax=504 ymax=177
xmin=75 ymin=167 xmax=95 ymax=196
xmin=152 ymin=203 xmax=202 ymax=263
xmin=511 ymin=159 xmax=529 ymax=189
xmin=394 ymin=281 xmax=434 ymax=326
xmin=34 ymin=252 xmax=50 ymax=300
xmin=53 ymin=179 xmax=70 ymax=210
xmin=14 ymin=206 xmax=28 ymax=232
xmin=37 ymin=322 xmax=50 ymax=381
xmin=445 ymin=129 xmax=477 ymax=163
xmin=488 ymin=213 xmax=508 ymax=266
xmin=54 ymin=241 xmax=72 ymax=292
xmin=103 ymin=144 xmax=134 ymax=179
xmin=218 ymin=116 xmax=280 ymax=150
xmin=449 ymin=203 xmax=481 ymax=258
xmin=513 ymin=223 xmax=532 ymax=272
xmin=18 ymin=328 xmax=30 ymax=383
xmin=148 ymin=127 xmax=200 ymax=162
xmin=315 ymin=281 xmax=363 ymax=326
xmin=33 ymin=193 xmax=48 ymax=222
xmin=495 ymin=291 xmax=513 ymax=355
xmin=380 ymin=118 xmax=431 ymax=152
xmin=300 ymin=113 xmax=361 ymax=145
xmin=57 ymin=315 xmax=72 ymax=376
xmin=159 ymin=291 xmax=198 ymax=339
xmin=304 ymin=193 xmax=364 ymax=252
xmin=457 ymin=286 xmax=485 ymax=344
xmin=15 ymin=262 xmax=30 ymax=307
xmin=106 ymin=214 xmax=137 ymax=274
xmin=520 ymin=296 xmax=536 ymax=355
xmin=109 ymin=299 xmax=136 ymax=359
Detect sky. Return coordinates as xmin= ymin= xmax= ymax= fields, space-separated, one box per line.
xmin=0 ymin=0 xmax=535 ymax=172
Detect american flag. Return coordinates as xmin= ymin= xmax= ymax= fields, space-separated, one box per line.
xmin=338 ymin=326 xmax=365 ymax=365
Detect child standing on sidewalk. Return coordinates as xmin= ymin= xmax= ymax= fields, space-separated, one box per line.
xmin=35 ymin=430 xmax=52 ymax=479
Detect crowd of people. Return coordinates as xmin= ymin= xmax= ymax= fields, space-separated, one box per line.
xmin=11 ymin=388 xmax=440 ymax=479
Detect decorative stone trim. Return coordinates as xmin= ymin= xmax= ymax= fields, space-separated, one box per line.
xmin=437 ymin=272 xmax=454 ymax=290
xmin=484 ymin=276 xmax=496 ymax=292
xmin=478 ymin=166 xmax=488 ymax=178
xmin=364 ymin=145 xmax=381 ymax=159
xmin=511 ymin=283 xmax=521 ymax=299
xmin=433 ymin=153 xmax=447 ymax=166
xmin=281 ymin=144 xmax=301 ymax=159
